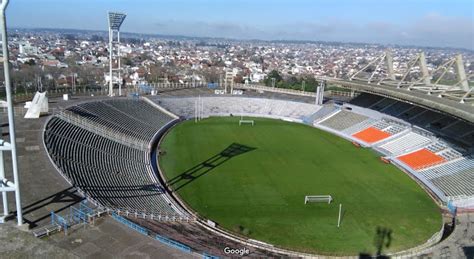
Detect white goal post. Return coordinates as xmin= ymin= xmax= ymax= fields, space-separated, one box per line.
xmin=239 ymin=115 xmax=254 ymax=126
xmin=305 ymin=195 xmax=332 ymax=204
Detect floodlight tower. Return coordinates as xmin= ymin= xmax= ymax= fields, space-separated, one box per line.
xmin=107 ymin=12 xmax=126 ymax=96
xmin=0 ymin=0 xmax=23 ymax=226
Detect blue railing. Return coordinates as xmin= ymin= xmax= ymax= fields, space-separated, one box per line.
xmin=111 ymin=213 xmax=149 ymax=235
xmin=155 ymin=234 xmax=192 ymax=253
xmin=112 ymin=213 xmax=222 ymax=258
xmin=207 ymin=83 xmax=219 ymax=89
xmin=50 ymin=211 xmax=69 ymax=232
xmin=202 ymin=253 xmax=220 ymax=259
xmin=447 ymin=201 xmax=457 ymax=215
xmin=111 ymin=213 xmax=191 ymax=253
xmin=71 ymin=200 xmax=95 ymax=224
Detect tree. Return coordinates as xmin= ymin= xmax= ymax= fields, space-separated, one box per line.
xmin=263 ymin=70 xmax=282 ymax=86
xmin=24 ymin=59 xmax=36 ymax=66
xmin=90 ymin=35 xmax=103 ymax=42
xmin=64 ymin=34 xmax=77 ymax=41
xmin=147 ymin=64 xmax=167 ymax=83
xmin=123 ymin=57 xmax=133 ymax=67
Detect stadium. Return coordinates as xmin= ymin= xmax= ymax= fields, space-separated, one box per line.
xmin=18 ymin=70 xmax=472 ymax=257
xmin=0 ymin=5 xmax=473 ymax=259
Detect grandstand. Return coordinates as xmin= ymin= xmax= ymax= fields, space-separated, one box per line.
xmin=305 ymin=104 xmax=340 ymax=123
xmin=352 ymin=127 xmax=392 ymax=144
xmin=302 ymin=92 xmax=474 ymax=207
xmin=153 ymin=96 xmax=321 ymax=121
xmin=397 ymin=149 xmax=446 ymax=171
xmin=377 ymin=132 xmax=433 ymax=155
xmin=417 ymin=156 xmax=474 ymax=201
xmin=319 ymin=110 xmax=369 ymax=131
xmin=44 ymin=99 xmax=189 ymax=220
xmin=334 ymin=93 xmax=474 ymax=207
xmin=64 ymin=99 xmax=175 ymax=143
xmin=350 ymin=93 xmax=474 ymax=147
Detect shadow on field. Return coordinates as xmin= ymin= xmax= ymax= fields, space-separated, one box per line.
xmin=359 ymin=226 xmax=392 ymax=258
xmin=374 ymin=226 xmax=392 ymax=256
xmin=167 ymin=143 xmax=256 ymax=191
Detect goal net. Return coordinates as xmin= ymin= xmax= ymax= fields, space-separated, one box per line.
xmin=239 ymin=115 xmax=254 ymax=126
xmin=305 ymin=195 xmax=332 ymax=204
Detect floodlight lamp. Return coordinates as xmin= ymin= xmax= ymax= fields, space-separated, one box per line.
xmin=108 ymin=12 xmax=126 ymax=31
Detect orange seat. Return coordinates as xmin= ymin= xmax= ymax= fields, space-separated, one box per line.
xmin=397 ymin=149 xmax=446 ymax=170
xmin=352 ymin=127 xmax=392 ymax=144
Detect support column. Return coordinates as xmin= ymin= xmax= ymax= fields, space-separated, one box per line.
xmin=455 ymin=54 xmax=469 ymax=91
xmin=385 ymin=51 xmax=395 ymax=80
xmin=108 ymin=29 xmax=113 ymax=96
xmin=315 ymin=86 xmax=320 ymax=105
xmin=0 ymin=0 xmax=23 ymax=226
xmin=0 ymin=152 xmax=8 ymax=220
xmin=118 ymin=31 xmax=122 ymax=96
xmin=419 ymin=52 xmax=431 ymax=86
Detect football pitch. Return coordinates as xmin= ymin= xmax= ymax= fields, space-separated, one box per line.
xmin=159 ymin=117 xmax=442 ymax=255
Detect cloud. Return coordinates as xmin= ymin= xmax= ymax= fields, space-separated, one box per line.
xmin=403 ymin=13 xmax=474 ymax=49
xmin=119 ymin=14 xmax=474 ymax=50
xmin=366 ymin=22 xmax=397 ymax=35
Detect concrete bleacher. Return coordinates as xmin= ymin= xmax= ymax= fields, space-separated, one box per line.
xmin=430 ymin=116 xmax=458 ymax=130
xmin=153 ymin=96 xmax=321 ymax=121
xmin=409 ymin=110 xmax=445 ymax=127
xmin=438 ymin=149 xmax=463 ymax=161
xmin=420 ymin=157 xmax=474 ymax=180
xmin=426 ymin=142 xmax=448 ymax=154
xmin=399 ymin=106 xmax=426 ymax=121
xmin=369 ymin=98 xmax=398 ymax=111
xmin=372 ymin=120 xmax=406 ymax=135
xmin=382 ymin=101 xmax=413 ymax=117
xmin=45 ymin=117 xmax=183 ymax=217
xmin=350 ymin=93 xmax=384 ymax=107
xmin=66 ymin=99 xmax=174 ymax=144
xmin=394 ymin=144 xmax=474 ymax=202
xmin=377 ymin=132 xmax=432 ymax=155
xmin=430 ymin=169 xmax=474 ymax=197
xmin=306 ymin=105 xmax=340 ymax=123
xmin=342 ymin=118 xmax=377 ymax=135
xmin=319 ymin=110 xmax=369 ymax=131
xmin=44 ymin=98 xmax=191 ymax=220
xmin=441 ymin=121 xmax=474 ymax=140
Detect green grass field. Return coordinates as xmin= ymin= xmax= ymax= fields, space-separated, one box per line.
xmin=159 ymin=117 xmax=442 ymax=255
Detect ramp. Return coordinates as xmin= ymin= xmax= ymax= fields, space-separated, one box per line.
xmin=24 ymin=91 xmax=48 ymax=119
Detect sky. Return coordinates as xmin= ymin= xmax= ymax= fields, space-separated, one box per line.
xmin=7 ymin=0 xmax=474 ymax=49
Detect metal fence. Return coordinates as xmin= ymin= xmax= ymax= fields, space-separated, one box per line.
xmin=155 ymin=234 xmax=192 ymax=253
xmin=111 ymin=213 xmax=199 ymax=255
xmin=57 ymin=110 xmax=148 ymax=151
xmin=111 ymin=213 xmax=149 ymax=235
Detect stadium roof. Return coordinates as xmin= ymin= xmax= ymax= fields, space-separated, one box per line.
xmin=324 ymin=78 xmax=474 ymax=123
xmin=108 ymin=12 xmax=126 ymax=31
